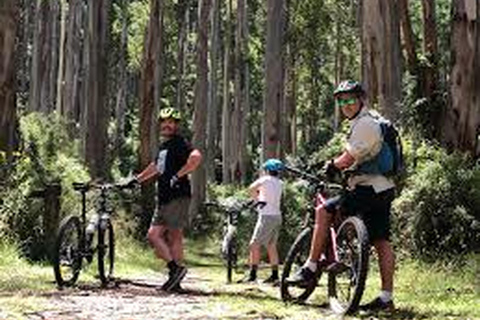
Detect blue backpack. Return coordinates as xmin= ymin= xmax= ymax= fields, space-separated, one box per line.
xmin=356 ymin=114 xmax=404 ymax=177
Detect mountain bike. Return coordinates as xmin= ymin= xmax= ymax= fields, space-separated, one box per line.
xmin=53 ymin=181 xmax=134 ymax=287
xmin=280 ymin=166 xmax=370 ymax=315
xmin=205 ymin=199 xmax=265 ymax=283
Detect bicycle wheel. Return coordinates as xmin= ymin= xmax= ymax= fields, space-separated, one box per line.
xmin=53 ymin=215 xmax=82 ymax=287
xmin=97 ymin=217 xmax=115 ymax=285
xmin=280 ymin=227 xmax=318 ymax=302
xmin=328 ymin=216 xmax=369 ymax=314
xmin=226 ymin=238 xmax=237 ymax=283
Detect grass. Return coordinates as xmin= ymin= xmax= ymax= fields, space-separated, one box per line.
xmin=0 ymin=235 xmax=479 ymax=320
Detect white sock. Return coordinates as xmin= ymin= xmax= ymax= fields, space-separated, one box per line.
xmin=379 ymin=290 xmax=392 ymax=303
xmin=305 ymin=259 xmax=317 ymax=272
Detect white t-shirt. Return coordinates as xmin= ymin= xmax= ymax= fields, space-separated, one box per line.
xmin=250 ymin=175 xmax=283 ymax=216
xmin=346 ymin=108 xmax=395 ymax=193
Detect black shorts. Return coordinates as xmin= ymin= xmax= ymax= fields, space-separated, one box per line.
xmin=324 ymin=186 xmax=395 ymax=241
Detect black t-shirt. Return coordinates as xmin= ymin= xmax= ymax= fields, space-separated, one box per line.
xmin=155 ymin=135 xmax=193 ymax=205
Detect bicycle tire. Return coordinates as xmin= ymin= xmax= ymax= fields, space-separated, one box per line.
xmin=53 ymin=215 xmax=82 ymax=287
xmin=328 ymin=216 xmax=369 ymax=314
xmin=226 ymin=238 xmax=236 ymax=283
xmin=97 ymin=218 xmax=115 ymax=285
xmin=280 ymin=227 xmax=318 ymax=302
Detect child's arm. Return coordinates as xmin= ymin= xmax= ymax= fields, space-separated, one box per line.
xmin=248 ymin=177 xmax=264 ymax=200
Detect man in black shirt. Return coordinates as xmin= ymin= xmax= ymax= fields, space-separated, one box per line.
xmin=131 ymin=107 xmax=202 ymax=291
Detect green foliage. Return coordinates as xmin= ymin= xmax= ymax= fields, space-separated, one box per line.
xmin=393 ymin=144 xmax=480 ymax=260
xmin=0 ymin=113 xmax=89 ymax=260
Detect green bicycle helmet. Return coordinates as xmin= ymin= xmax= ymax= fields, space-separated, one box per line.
xmin=159 ymin=107 xmax=181 ymax=121
xmin=333 ymin=80 xmax=365 ymax=97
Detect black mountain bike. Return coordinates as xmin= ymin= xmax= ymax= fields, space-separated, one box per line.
xmin=53 ymin=182 xmax=134 ymax=287
xmin=280 ymin=167 xmax=370 ymax=315
xmin=206 ymin=199 xmax=265 ymax=283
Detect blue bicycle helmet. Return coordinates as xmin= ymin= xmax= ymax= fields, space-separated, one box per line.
xmin=262 ymin=159 xmax=284 ymax=172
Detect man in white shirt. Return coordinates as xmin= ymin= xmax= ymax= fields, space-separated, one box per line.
xmin=289 ymin=80 xmax=396 ymax=311
xmin=243 ymin=159 xmax=284 ymax=284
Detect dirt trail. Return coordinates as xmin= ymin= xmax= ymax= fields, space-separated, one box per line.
xmin=25 ymin=275 xmax=223 ymax=320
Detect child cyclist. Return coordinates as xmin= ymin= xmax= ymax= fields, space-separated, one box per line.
xmin=243 ymin=159 xmax=284 ymax=284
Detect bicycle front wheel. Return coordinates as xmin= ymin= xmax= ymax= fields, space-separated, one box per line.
xmin=328 ymin=216 xmax=369 ymax=314
xmin=280 ymin=227 xmax=318 ymax=302
xmin=53 ymin=215 xmax=82 ymax=287
xmin=97 ymin=218 xmax=115 ymax=285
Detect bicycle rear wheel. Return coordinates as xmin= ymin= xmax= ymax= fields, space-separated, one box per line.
xmin=53 ymin=215 xmax=82 ymax=287
xmin=280 ymin=227 xmax=318 ymax=302
xmin=226 ymin=238 xmax=237 ymax=283
xmin=328 ymin=216 xmax=369 ymax=314
xmin=97 ymin=217 xmax=115 ymax=285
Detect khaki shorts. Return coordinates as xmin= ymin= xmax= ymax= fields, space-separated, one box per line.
xmin=250 ymin=215 xmax=282 ymax=246
xmin=151 ymin=197 xmax=191 ymax=229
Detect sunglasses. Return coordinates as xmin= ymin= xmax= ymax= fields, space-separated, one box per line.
xmin=336 ymin=98 xmax=356 ymax=107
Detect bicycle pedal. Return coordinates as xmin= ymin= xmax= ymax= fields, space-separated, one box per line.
xmin=326 ymin=262 xmax=350 ymax=274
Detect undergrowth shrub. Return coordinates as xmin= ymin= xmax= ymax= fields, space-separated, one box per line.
xmin=393 ymin=142 xmax=480 ymax=260
xmin=0 ymin=113 xmax=89 ymax=260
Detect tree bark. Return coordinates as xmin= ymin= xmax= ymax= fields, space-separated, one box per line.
xmin=189 ymin=0 xmax=211 ymax=224
xmin=140 ymin=0 xmax=163 ymax=170
xmin=84 ymin=0 xmax=111 ymax=179
xmin=444 ymin=0 xmax=480 ymax=156
xmin=176 ymin=0 xmax=190 ymax=112
xmin=115 ymin=0 xmax=129 ymax=156
xmin=63 ymin=0 xmax=84 ymax=127
xmin=231 ymin=0 xmax=248 ymax=183
xmin=263 ymin=0 xmax=285 ymax=161
xmin=361 ymin=0 xmax=402 ymax=121
xmin=29 ymin=0 xmax=52 ymax=112
xmin=49 ymin=0 xmax=61 ymax=112
xmin=0 ymin=0 xmax=19 ymax=153
xmin=207 ymin=0 xmax=220 ymax=182
xmin=55 ymin=0 xmax=67 ymax=115
xmin=221 ymin=0 xmax=232 ymax=183
xmin=398 ymin=0 xmax=418 ymax=75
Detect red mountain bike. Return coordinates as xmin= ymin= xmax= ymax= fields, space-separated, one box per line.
xmin=280 ymin=166 xmax=370 ymax=315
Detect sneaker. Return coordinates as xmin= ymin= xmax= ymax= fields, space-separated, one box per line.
xmin=161 ymin=266 xmax=187 ymax=291
xmin=169 ymin=282 xmax=187 ymax=293
xmin=237 ymin=275 xmax=257 ymax=284
xmin=287 ymin=267 xmax=316 ymax=287
xmin=263 ymin=275 xmax=279 ymax=284
xmin=360 ymin=297 xmax=395 ymax=312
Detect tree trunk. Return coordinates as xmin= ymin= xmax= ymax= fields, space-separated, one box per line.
xmin=29 ymin=0 xmax=52 ymax=112
xmin=444 ymin=0 xmax=480 ymax=156
xmin=84 ymin=0 xmax=111 ymax=179
xmin=231 ymin=0 xmax=248 ymax=183
xmin=240 ymin=0 xmax=250 ymax=185
xmin=207 ymin=0 xmax=220 ymax=182
xmin=0 ymin=0 xmax=19 ymax=153
xmin=115 ymin=0 xmax=129 ymax=156
xmin=55 ymin=0 xmax=67 ymax=115
xmin=137 ymin=0 xmax=163 ymax=238
xmin=140 ymin=0 xmax=163 ymax=170
xmin=263 ymin=0 xmax=285 ymax=161
xmin=189 ymin=0 xmax=211 ymax=225
xmin=176 ymin=0 xmax=190 ymax=112
xmin=421 ymin=0 xmax=441 ymax=139
xmin=361 ymin=0 xmax=402 ymax=121
xmin=153 ymin=0 xmax=164 ymax=114
xmin=63 ymin=0 xmax=84 ymax=127
xmin=221 ymin=0 xmax=232 ymax=183
xmin=49 ymin=0 xmax=61 ymax=112
xmin=398 ymin=0 xmax=418 ymax=75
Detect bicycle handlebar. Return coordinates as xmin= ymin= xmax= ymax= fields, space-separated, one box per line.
xmin=284 ymin=165 xmax=343 ymax=191
xmin=72 ymin=181 xmax=136 ymax=192
xmin=205 ymin=199 xmax=266 ymax=212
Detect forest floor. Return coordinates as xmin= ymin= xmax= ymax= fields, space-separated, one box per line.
xmin=0 ymin=237 xmax=479 ymax=320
